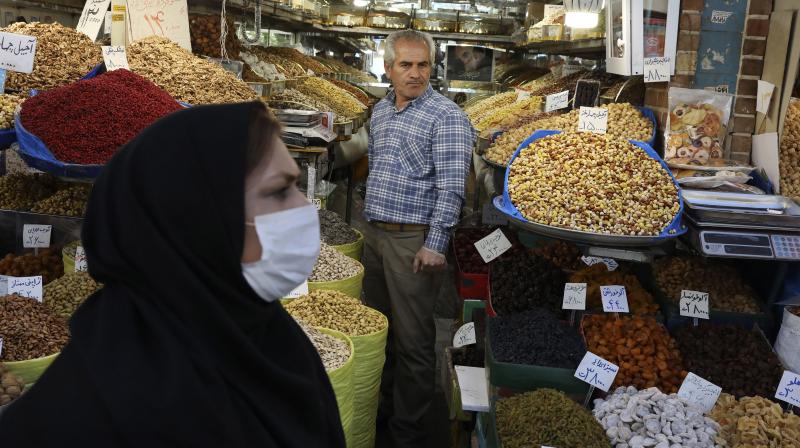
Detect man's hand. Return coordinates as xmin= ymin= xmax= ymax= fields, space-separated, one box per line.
xmin=413 ymin=247 xmax=446 ymax=273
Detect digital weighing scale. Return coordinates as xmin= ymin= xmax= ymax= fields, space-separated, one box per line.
xmin=682 ymin=190 xmax=800 ymax=260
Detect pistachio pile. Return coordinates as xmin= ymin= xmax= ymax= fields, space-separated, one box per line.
xmin=1 ymin=22 xmax=102 ymax=92
xmin=319 ymin=210 xmax=359 ymax=246
xmin=44 ymin=271 xmax=101 ymax=317
xmin=710 ymin=394 xmax=800 ymax=447
xmin=780 ymin=99 xmax=800 ymax=200
xmin=508 ymin=132 xmax=680 ymax=236
xmin=495 ymin=389 xmax=611 ymax=448
xmin=295 ymin=77 xmax=365 ymax=120
xmin=327 ymin=79 xmax=370 ymax=107
xmin=0 ymin=94 xmax=24 ymax=129
xmin=283 ymin=290 xmax=385 ymax=336
xmin=0 ymin=363 xmax=25 ymax=406
xmin=465 ymin=91 xmax=516 ymax=124
xmin=473 ymin=96 xmax=543 ymax=135
xmin=0 ymin=173 xmax=61 ymax=211
xmin=0 ymin=250 xmax=63 ymax=285
xmin=0 ymin=294 xmax=69 ymax=361
xmin=293 ymin=318 xmax=351 ymax=371
xmin=31 ymin=184 xmax=92 ymax=217
xmin=310 ymin=243 xmax=363 ymax=282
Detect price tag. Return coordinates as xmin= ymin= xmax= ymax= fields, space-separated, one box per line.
xmin=482 ymin=203 xmax=508 ymax=226
xmin=679 ymin=290 xmax=709 ymax=320
xmin=312 ymin=198 xmax=322 ymax=210
xmin=545 ymin=90 xmax=569 ymax=112
xmin=757 ymin=80 xmax=775 ymax=114
xmin=581 ymin=255 xmax=618 ymax=271
xmin=0 ymin=32 xmax=37 ymax=74
xmin=453 ymin=322 xmax=476 ymax=348
xmin=8 ymin=275 xmax=43 ymax=302
xmin=711 ymin=10 xmax=733 ymax=24
xmin=715 ymin=85 xmax=729 ymax=94
xmin=104 ymin=11 xmax=113 ymax=35
xmin=515 ymin=88 xmax=531 ymax=102
xmin=372 ymin=15 xmax=386 ymax=26
xmin=75 ymin=246 xmax=88 ymax=272
xmin=574 ymin=351 xmax=619 ymax=392
xmin=286 ymin=281 xmax=309 ymax=299
xmin=563 ymin=283 xmax=587 ymax=310
xmin=678 ymin=372 xmax=722 ymax=413
xmin=127 ymin=0 xmax=191 ymax=50
xmin=775 ymin=370 xmax=800 ymax=407
xmin=0 ymin=337 xmax=3 ymax=358
xmin=306 ymin=166 xmax=316 ymax=201
xmin=643 ymin=56 xmax=671 ymax=83
xmin=600 ymin=285 xmax=629 ymax=313
xmin=101 ymin=45 xmax=129 ymax=71
xmin=577 ymin=106 xmax=608 ymax=134
xmin=77 ymin=0 xmax=112 ymax=41
xmin=23 ymin=224 xmax=52 ymax=248
xmin=473 ymin=229 xmax=512 ymax=263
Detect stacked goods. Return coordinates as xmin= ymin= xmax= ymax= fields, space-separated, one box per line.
xmin=0 ymin=95 xmax=24 ymax=129
xmin=473 ymin=96 xmax=544 ymax=135
xmin=1 ymin=22 xmax=102 ymax=92
xmin=30 ymin=184 xmax=92 ymax=217
xmin=489 ymin=308 xmax=584 ymax=368
xmin=294 ymin=77 xmax=366 ymax=120
xmin=531 ymin=240 xmax=583 ymax=271
xmin=593 ymin=386 xmax=720 ymax=448
xmin=710 ymin=394 xmax=800 ymax=447
xmin=20 ymin=70 xmax=183 ymax=165
xmin=780 ymin=99 xmax=800 ymax=200
xmin=653 ymin=257 xmax=761 ymax=313
xmin=43 ymin=271 xmax=101 ymax=317
xmin=583 ymin=315 xmax=686 ymax=393
xmin=490 ymin=253 xmax=565 ymax=315
xmin=0 ymin=250 xmax=63 ymax=285
xmin=310 ymin=243 xmax=363 ymax=282
xmin=293 ymin=318 xmax=351 ymax=371
xmin=319 ymin=210 xmax=359 ymax=246
xmin=673 ymin=324 xmax=784 ymax=399
xmin=495 ymin=389 xmax=611 ymax=448
xmin=327 ymin=79 xmax=370 ymax=106
xmin=507 ymin=132 xmax=680 ymax=236
xmin=0 ymin=363 xmax=25 ymax=405
xmin=128 ymin=36 xmax=258 ymax=104
xmin=188 ymin=14 xmax=240 ymax=59
xmin=0 ymin=294 xmax=69 ymax=361
xmin=570 ymin=264 xmax=660 ymax=315
xmin=260 ymin=47 xmax=331 ymax=75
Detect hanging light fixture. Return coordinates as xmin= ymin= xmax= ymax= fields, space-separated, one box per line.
xmin=564 ymin=0 xmax=605 ymax=29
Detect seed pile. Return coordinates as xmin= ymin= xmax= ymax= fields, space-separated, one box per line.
xmin=283 ymin=290 xmax=385 ymax=336
xmin=583 ymin=315 xmax=686 ymax=393
xmin=293 ymin=318 xmax=351 ymax=371
xmin=128 ymin=36 xmax=258 ymax=104
xmin=44 ymin=271 xmax=101 ymax=317
xmin=30 ymin=184 xmax=92 ymax=217
xmin=454 ymin=227 xmax=521 ymax=274
xmin=310 ymin=243 xmax=363 ymax=282
xmin=0 ymin=363 xmax=25 ymax=405
xmin=489 ymin=308 xmax=584 ymax=368
xmin=495 ymin=388 xmax=611 ymax=448
xmin=593 ymin=386 xmax=719 ymax=448
xmin=780 ymin=99 xmax=800 ymax=200
xmin=0 ymin=294 xmax=69 ymax=361
xmin=1 ymin=22 xmax=102 ymax=92
xmin=0 ymin=94 xmax=24 ymax=129
xmin=673 ymin=324 xmax=784 ymax=399
xmin=295 ymin=77 xmax=366 ymax=120
xmin=319 ymin=210 xmax=359 ymax=245
xmin=570 ymin=264 xmax=661 ymax=315
xmin=490 ymin=252 xmax=565 ymax=315
xmin=710 ymin=394 xmax=800 ymax=447
xmin=21 ymin=69 xmax=183 ymax=165
xmin=508 ymin=132 xmax=680 ymax=236
xmin=532 ymin=240 xmax=583 ymax=271
xmin=0 ymin=250 xmax=63 ymax=285
xmin=0 ymin=173 xmax=61 ymax=211
xmin=653 ymin=257 xmax=761 ymax=313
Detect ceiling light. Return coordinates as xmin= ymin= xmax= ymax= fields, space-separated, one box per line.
xmin=565 ymin=11 xmax=599 ymax=28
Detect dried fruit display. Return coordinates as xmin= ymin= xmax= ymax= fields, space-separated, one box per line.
xmin=0 ymin=294 xmax=69 ymax=361
xmin=0 ymin=250 xmax=64 ymax=285
xmin=189 ymin=14 xmax=240 ymax=59
xmin=489 ymin=308 xmax=584 ymax=368
xmin=327 ymin=79 xmax=370 ymax=106
xmin=711 ymin=394 xmax=800 ymax=447
xmin=0 ymin=363 xmax=25 ymax=405
xmin=570 ymin=264 xmax=660 ymax=315
xmin=261 ymin=47 xmax=330 ymax=75
xmin=490 ymin=252 xmax=565 ymax=315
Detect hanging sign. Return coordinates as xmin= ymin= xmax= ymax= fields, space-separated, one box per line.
xmin=76 ymin=0 xmax=112 ymax=41
xmin=8 ymin=275 xmax=43 ymax=302
xmin=600 ymin=285 xmax=629 ymax=313
xmin=101 ymin=45 xmax=129 ymax=71
xmin=127 ymin=0 xmax=191 ymax=50
xmin=453 ymin=322 xmax=476 ymax=348
xmin=22 ymin=224 xmax=52 ymax=249
xmin=678 ymin=372 xmax=722 ymax=413
xmin=0 ymin=32 xmax=37 ymax=74
xmin=574 ymin=351 xmax=619 ymax=392
xmin=473 ymin=229 xmax=512 ymax=263
xmin=577 ymin=107 xmax=608 ymax=134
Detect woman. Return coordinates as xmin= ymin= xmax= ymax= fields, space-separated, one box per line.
xmin=0 ymin=102 xmax=345 ymax=447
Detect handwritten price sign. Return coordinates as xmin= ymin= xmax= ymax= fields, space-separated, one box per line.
xmin=8 ymin=275 xmax=43 ymax=302
xmin=680 ymin=290 xmax=709 ymax=320
xmin=581 ymin=255 xmax=619 ymax=271
xmin=678 ymin=372 xmax=722 ymax=413
xmin=75 ymin=246 xmax=88 ymax=272
xmin=127 ymin=0 xmax=191 ymax=50
xmin=775 ymin=370 xmax=800 ymax=407
xmin=577 ymin=107 xmax=608 ymax=134
xmin=0 ymin=32 xmax=37 ymax=74
xmin=575 ymin=351 xmax=619 ymax=392
xmin=285 ymin=281 xmax=309 ymax=299
xmin=545 ymin=90 xmax=569 ymax=112
xmin=643 ymin=57 xmax=671 ymax=83
xmin=473 ymin=229 xmax=512 ymax=263
xmin=601 ymin=285 xmax=629 ymax=313
xmin=77 ymin=0 xmax=112 ymax=41
xmin=22 ymin=224 xmax=52 ymax=249
xmin=101 ymin=45 xmax=129 ymax=71
xmin=453 ymin=322 xmax=476 ymax=348
xmin=563 ymin=283 xmax=587 ymax=310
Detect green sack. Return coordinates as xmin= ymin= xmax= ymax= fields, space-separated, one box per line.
xmin=309 ymin=266 xmax=364 ymax=299
xmin=349 ymin=314 xmax=388 ymax=448
xmin=318 ymin=327 xmax=356 ymax=447
xmin=332 ymin=229 xmax=364 ymax=262
xmin=4 ymin=352 xmax=59 ymax=386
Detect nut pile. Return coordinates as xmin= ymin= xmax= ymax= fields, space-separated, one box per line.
xmin=327 ymin=79 xmax=370 ymax=106
xmin=319 ymin=210 xmax=359 ymax=246
xmin=653 ymin=257 xmax=761 ymax=313
xmin=189 ymin=14 xmax=240 ymax=59
xmin=583 ymin=315 xmax=686 ymax=393
xmin=454 ymin=227 xmax=521 ymax=274
xmin=780 ymin=99 xmax=800 ymax=200
xmin=0 ymin=94 xmax=24 ymax=129
xmin=0 ymin=363 xmax=25 ymax=405
xmin=30 ymin=184 xmax=92 ymax=217
xmin=293 ymin=318 xmax=351 ymax=371
xmin=496 ymin=388 xmax=611 ymax=448
xmin=316 ymin=57 xmax=376 ymax=83
xmin=570 ymin=264 xmax=661 ymax=315
xmin=532 ymin=240 xmax=583 ymax=271
xmin=283 ymin=290 xmax=385 ymax=336
xmin=490 ymin=252 xmax=566 ymax=315
xmin=473 ymin=96 xmax=543 ymax=134
xmin=466 ymin=91 xmax=516 ymax=124
xmin=245 ymin=47 xmax=305 ymax=77
xmin=310 ymin=243 xmax=363 ymax=282
xmin=710 ymin=394 xmax=800 ymax=447
xmin=1 ymin=22 xmax=102 ymax=92
xmin=241 ymin=52 xmax=285 ymax=82
xmin=128 ymin=36 xmax=258 ymax=104
xmin=673 ymin=324 xmax=784 ymax=399
xmin=270 ymin=89 xmax=338 ymax=119
xmin=485 ymin=111 xmax=576 ymax=165
xmin=261 ymin=47 xmax=330 ymax=75
xmin=0 ymin=250 xmax=63 ymax=285
xmin=489 ymin=308 xmax=584 ymax=368
xmin=528 ymin=70 xmax=587 ymax=97
xmin=593 ymin=386 xmax=719 ymax=448
xmin=0 ymin=173 xmax=61 ymax=211
xmin=508 ymin=132 xmax=680 ymax=236
xmin=44 ymin=271 xmax=101 ymax=318
xmin=0 ymin=294 xmax=69 ymax=361
xmin=295 ymin=77 xmax=365 ymax=120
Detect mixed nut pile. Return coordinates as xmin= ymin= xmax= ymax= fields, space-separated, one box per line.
xmin=283 ymin=290 xmax=385 ymax=336
xmin=294 ymin=77 xmax=365 ymax=120
xmin=0 ymin=94 xmax=24 ymax=129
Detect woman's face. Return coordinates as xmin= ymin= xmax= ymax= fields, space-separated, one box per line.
xmin=241 ymin=135 xmax=305 ymax=263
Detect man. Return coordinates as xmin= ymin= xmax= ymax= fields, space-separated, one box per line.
xmin=363 ymin=29 xmax=475 ymax=446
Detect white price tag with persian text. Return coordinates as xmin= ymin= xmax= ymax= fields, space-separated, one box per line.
xmin=581 ymin=255 xmax=618 ymax=271
xmin=679 ymin=290 xmax=709 ymax=319
xmin=643 ymin=57 xmax=671 ymax=83
xmin=601 ymin=285 xmax=629 ymax=313
xmin=453 ymin=322 xmax=476 ymax=348
xmin=678 ymin=372 xmax=722 ymax=413
xmin=515 ymin=88 xmax=531 ymax=102
xmin=8 ymin=275 xmax=43 ymax=302
xmin=578 ymin=107 xmax=608 ymax=134
xmin=545 ymin=90 xmax=569 ymax=112
xmin=101 ymin=45 xmax=129 ymax=71
xmin=775 ymin=370 xmax=800 ymax=407
xmin=563 ymin=283 xmax=587 ymax=310
xmin=473 ymin=229 xmax=512 ymax=263
xmin=286 ymin=281 xmax=309 ymax=299
xmin=23 ymin=224 xmax=52 ymax=248
xmin=75 ymin=246 xmax=88 ymax=272
xmin=0 ymin=32 xmax=36 ymax=74
xmin=575 ymin=351 xmax=619 ymax=392
xmin=306 ymin=166 xmax=316 ymax=201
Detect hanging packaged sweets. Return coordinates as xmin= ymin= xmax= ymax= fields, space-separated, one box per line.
xmin=665 ymin=87 xmax=733 ymax=167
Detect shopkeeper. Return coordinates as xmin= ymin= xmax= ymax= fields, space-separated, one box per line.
xmin=363 ymin=29 xmax=475 ymax=446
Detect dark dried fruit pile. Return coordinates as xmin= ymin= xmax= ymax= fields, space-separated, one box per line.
xmin=489 ymin=308 xmax=584 ymax=368
xmin=454 ymin=227 xmax=522 ymax=274
xmin=490 ymin=252 xmax=565 ymax=315
xmin=0 ymin=250 xmax=63 ymax=285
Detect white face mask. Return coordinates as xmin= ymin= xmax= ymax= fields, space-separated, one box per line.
xmin=242 ymin=204 xmax=320 ymax=302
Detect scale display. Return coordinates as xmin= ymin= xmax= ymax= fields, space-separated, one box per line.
xmin=698 ymin=230 xmax=800 ymax=260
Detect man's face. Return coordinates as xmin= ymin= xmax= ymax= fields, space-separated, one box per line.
xmin=384 ymin=39 xmax=431 ymax=101
xmin=455 ymin=47 xmax=483 ymax=71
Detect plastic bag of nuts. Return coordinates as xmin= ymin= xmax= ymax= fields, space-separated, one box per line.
xmin=283 ymin=290 xmax=385 ymax=337
xmin=310 ymin=243 xmax=363 ymax=282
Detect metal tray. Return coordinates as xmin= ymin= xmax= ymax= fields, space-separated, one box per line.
xmin=682 ymin=190 xmax=800 ymax=228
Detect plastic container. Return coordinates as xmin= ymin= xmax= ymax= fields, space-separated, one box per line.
xmin=308 ymin=266 xmax=364 ymax=300
xmin=332 ymin=229 xmax=364 ymax=262
xmin=4 ymin=352 xmax=59 ymax=386
xmin=319 ymin=327 xmax=356 ymax=447
xmin=453 ymin=228 xmax=489 ymax=300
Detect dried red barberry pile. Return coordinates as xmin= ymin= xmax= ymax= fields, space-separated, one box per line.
xmin=20 ymin=69 xmax=183 ymax=165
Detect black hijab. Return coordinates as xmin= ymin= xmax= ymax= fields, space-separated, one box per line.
xmin=0 ymin=102 xmax=345 ymax=447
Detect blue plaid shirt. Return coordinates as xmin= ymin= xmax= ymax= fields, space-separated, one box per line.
xmin=365 ymin=85 xmax=475 ymax=253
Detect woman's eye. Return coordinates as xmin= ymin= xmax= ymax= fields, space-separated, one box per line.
xmin=273 ymin=186 xmax=290 ymax=199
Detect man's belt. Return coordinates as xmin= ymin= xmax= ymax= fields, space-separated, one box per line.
xmin=371 ymin=221 xmax=428 ymax=232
